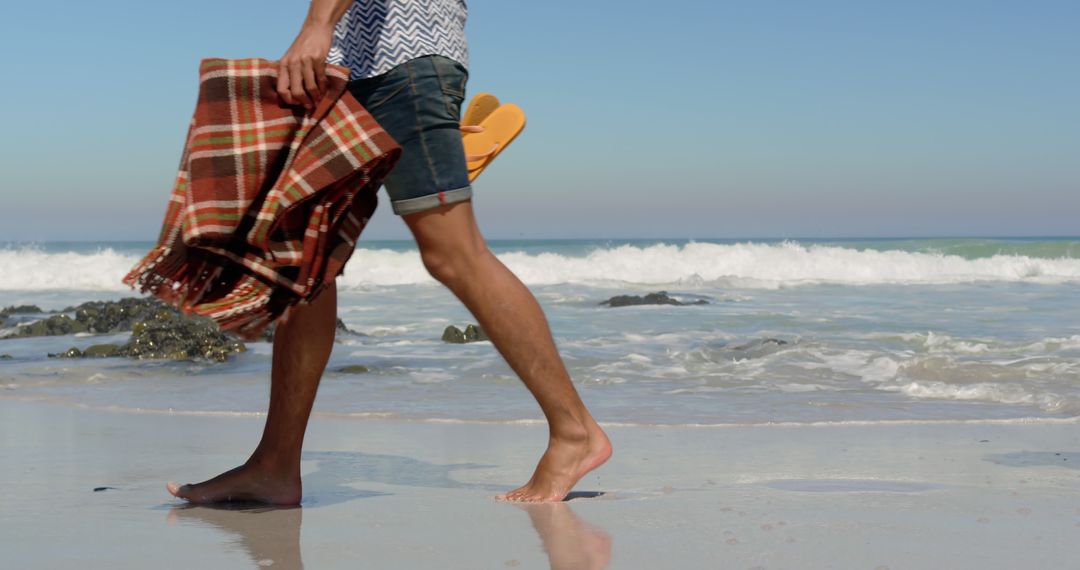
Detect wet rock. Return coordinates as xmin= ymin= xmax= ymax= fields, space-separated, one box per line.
xmin=83 ymin=344 xmax=121 ymax=358
xmin=443 ymin=324 xmax=489 ymax=344
xmin=727 ymin=338 xmax=790 ymax=360
xmin=6 ymin=297 xmax=180 ymax=338
xmin=338 ymin=364 xmax=370 ymax=373
xmin=48 ymin=347 xmax=84 ymax=358
xmin=599 ymin=291 xmax=709 ymax=307
xmin=69 ymin=297 xmax=180 ymax=334
xmin=464 ymin=324 xmax=489 ymax=342
xmin=0 ymin=354 xmax=12 ymax=360
xmin=442 ymin=325 xmax=467 ymax=343
xmin=14 ymin=314 xmax=89 ymax=337
xmin=260 ymin=317 xmax=366 ymax=342
xmin=120 ymin=312 xmax=245 ymax=362
xmin=0 ymin=304 xmax=43 ymax=318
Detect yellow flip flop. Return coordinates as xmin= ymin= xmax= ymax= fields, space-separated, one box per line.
xmin=462 ymin=92 xmax=501 ymax=128
xmin=461 ymin=102 xmax=526 ymax=182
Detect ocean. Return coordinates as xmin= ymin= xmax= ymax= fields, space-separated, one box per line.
xmin=1 ymin=237 xmax=1079 ymax=426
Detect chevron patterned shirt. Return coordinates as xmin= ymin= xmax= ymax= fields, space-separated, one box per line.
xmin=327 ymin=0 xmax=469 ymax=81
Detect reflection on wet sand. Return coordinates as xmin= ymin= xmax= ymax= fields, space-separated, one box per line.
xmin=517 ymin=494 xmax=613 ymax=570
xmin=167 ymin=504 xmax=304 ymax=569
xmin=163 ymin=451 xmax=611 ymax=569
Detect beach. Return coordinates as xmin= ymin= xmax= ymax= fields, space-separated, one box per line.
xmin=2 ymin=237 xmax=1080 ymax=568
xmin=3 ymin=399 xmax=1080 ymax=568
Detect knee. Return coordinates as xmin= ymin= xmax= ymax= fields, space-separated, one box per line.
xmin=420 ymin=242 xmax=489 ymax=286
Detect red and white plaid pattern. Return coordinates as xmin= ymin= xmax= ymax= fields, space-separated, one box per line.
xmin=123 ymin=58 xmax=400 ymax=340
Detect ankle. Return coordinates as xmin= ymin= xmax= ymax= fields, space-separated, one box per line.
xmin=549 ymin=415 xmax=594 ymax=443
xmin=246 ymin=450 xmax=301 ymax=477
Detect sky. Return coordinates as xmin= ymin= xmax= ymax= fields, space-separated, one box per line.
xmin=0 ymin=0 xmax=1077 ymax=240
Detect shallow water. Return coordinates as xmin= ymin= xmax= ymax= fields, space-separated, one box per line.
xmin=2 ymin=238 xmax=1079 ymax=425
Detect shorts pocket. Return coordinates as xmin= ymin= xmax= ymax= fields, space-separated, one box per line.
xmin=432 ymin=55 xmax=468 ymax=99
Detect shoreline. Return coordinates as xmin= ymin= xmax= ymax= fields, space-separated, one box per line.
xmin=4 ymin=398 xmax=1080 ymax=568
xmin=4 ymin=394 xmax=1080 ymax=428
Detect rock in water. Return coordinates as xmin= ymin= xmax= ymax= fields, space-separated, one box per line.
xmin=48 ymin=347 xmax=84 ymax=358
xmin=7 ymin=297 xmax=181 ymax=338
xmin=443 ymin=324 xmax=489 ymax=343
xmin=261 ymin=317 xmax=366 ymax=342
xmin=0 ymin=305 xmax=43 ymax=318
xmin=442 ymin=325 xmax=467 ymax=343
xmin=69 ymin=298 xmax=181 ymax=334
xmin=120 ymin=313 xmax=245 ymax=362
xmin=15 ymin=314 xmax=89 ymax=337
xmin=599 ymin=291 xmax=709 ymax=307
xmin=727 ymin=338 xmax=790 ymax=360
xmin=338 ymin=364 xmax=370 ymax=373
xmin=464 ymin=324 xmax=489 ymax=342
xmin=82 ymin=344 xmax=121 ymax=358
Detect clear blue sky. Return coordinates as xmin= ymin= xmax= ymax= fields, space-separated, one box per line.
xmin=1 ymin=0 xmax=1077 ymax=240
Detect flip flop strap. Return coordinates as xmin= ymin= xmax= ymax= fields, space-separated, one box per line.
xmin=461 ymin=124 xmax=499 ymax=161
xmin=466 ymin=143 xmax=499 ymax=162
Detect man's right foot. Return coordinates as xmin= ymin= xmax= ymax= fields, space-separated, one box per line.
xmin=167 ymin=461 xmax=301 ymax=505
xmin=497 ymin=420 xmax=612 ymax=503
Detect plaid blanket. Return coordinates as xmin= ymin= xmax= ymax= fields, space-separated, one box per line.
xmin=123 ymin=58 xmax=400 ymax=340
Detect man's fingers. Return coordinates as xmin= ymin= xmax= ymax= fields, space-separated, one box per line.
xmin=277 ymin=63 xmax=296 ymax=105
xmin=289 ymin=61 xmax=313 ymax=108
xmin=301 ymin=58 xmax=319 ymax=107
xmin=314 ymin=59 xmax=328 ymax=98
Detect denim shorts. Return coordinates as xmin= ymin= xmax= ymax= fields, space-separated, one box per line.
xmin=345 ymin=55 xmax=472 ymax=216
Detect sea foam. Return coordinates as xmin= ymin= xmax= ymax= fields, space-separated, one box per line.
xmin=3 ymin=241 xmax=1080 ymax=291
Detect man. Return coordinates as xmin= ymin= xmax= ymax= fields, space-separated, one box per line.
xmin=167 ymin=0 xmax=611 ymax=504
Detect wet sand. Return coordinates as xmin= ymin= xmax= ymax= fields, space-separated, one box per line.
xmin=2 ymin=398 xmax=1079 ymax=568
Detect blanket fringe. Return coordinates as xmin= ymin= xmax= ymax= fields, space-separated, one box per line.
xmin=122 ymin=245 xmax=293 ymax=341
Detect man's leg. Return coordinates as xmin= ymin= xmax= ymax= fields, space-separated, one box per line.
xmin=403 ymin=200 xmax=612 ymax=502
xmin=167 ymin=281 xmax=338 ymax=505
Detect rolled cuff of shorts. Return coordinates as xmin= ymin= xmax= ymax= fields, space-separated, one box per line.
xmin=390 ymin=185 xmax=473 ymax=216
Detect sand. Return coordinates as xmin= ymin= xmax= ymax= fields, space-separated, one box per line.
xmin=2 ymin=398 xmax=1079 ymax=569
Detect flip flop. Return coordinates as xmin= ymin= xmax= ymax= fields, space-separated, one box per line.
xmin=462 ymin=92 xmax=501 ymax=128
xmin=461 ymin=102 xmax=526 ymax=182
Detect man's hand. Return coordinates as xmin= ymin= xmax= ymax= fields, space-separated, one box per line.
xmin=277 ymin=22 xmax=334 ymax=110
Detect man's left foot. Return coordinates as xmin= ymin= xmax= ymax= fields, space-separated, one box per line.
xmin=498 ymin=420 xmax=612 ymax=502
xmin=167 ymin=461 xmax=301 ymax=505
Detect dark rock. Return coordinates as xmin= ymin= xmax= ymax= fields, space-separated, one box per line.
xmin=15 ymin=314 xmax=89 ymax=337
xmin=338 ymin=364 xmax=370 ymax=373
xmin=260 ymin=317 xmax=367 ymax=342
xmin=48 ymin=347 xmax=84 ymax=358
xmin=83 ymin=344 xmax=121 ymax=358
xmin=70 ymin=297 xmax=181 ymax=334
xmin=443 ymin=324 xmax=489 ymax=343
xmin=5 ymin=297 xmax=182 ymax=338
xmin=0 ymin=354 xmax=11 ymax=359
xmin=727 ymin=338 xmax=790 ymax=360
xmin=0 ymin=304 xmax=43 ymax=317
xmin=93 ymin=486 xmax=118 ymax=492
xmin=464 ymin=324 xmax=489 ymax=342
xmin=599 ymin=291 xmax=709 ymax=308
xmin=119 ymin=312 xmax=245 ymax=362
xmin=442 ymin=325 xmax=467 ymax=343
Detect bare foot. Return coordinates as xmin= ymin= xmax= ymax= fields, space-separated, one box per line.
xmin=498 ymin=421 xmax=612 ymax=502
xmin=167 ymin=461 xmax=302 ymax=505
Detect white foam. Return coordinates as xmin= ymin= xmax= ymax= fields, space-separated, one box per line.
xmin=892 ymin=381 xmax=1068 ymax=411
xmin=5 ymin=241 xmax=1080 ymax=291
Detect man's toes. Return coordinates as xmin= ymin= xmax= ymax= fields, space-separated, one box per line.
xmin=167 ymin=481 xmax=184 ymax=497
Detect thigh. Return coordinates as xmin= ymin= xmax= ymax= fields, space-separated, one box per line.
xmin=346 ymin=56 xmax=472 ymax=216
